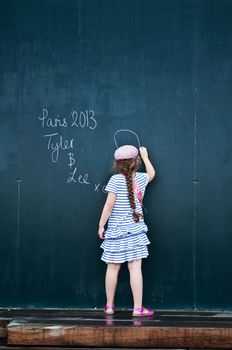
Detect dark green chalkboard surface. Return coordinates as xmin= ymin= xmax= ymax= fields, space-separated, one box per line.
xmin=0 ymin=0 xmax=231 ymax=310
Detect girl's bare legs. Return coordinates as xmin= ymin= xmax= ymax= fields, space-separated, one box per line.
xmin=105 ymin=263 xmax=121 ymax=306
xmin=128 ymin=259 xmax=143 ymax=308
xmin=128 ymin=259 xmax=153 ymax=315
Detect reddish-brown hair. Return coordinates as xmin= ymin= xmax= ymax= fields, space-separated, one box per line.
xmin=113 ymin=157 xmax=142 ymax=222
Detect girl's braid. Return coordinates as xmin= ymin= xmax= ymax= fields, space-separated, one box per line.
xmin=125 ymin=164 xmax=142 ymax=223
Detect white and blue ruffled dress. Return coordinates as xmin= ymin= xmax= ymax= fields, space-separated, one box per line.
xmin=100 ymin=172 xmax=150 ymax=264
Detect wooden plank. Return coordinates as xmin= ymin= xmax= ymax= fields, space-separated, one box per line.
xmin=2 ymin=313 xmax=232 ymax=326
xmin=4 ymin=316 xmax=232 ymax=328
xmin=1 ymin=308 xmax=231 ymax=318
xmin=0 ymin=320 xmax=9 ymax=339
xmin=0 ymin=348 xmax=188 ymax=350
xmin=1 ymin=308 xmax=232 ymax=326
xmin=7 ymin=320 xmax=232 ymax=348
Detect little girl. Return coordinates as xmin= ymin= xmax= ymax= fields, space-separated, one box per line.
xmin=98 ymin=145 xmax=155 ymax=317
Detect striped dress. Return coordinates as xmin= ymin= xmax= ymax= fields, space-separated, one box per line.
xmin=100 ymin=172 xmax=150 ymax=264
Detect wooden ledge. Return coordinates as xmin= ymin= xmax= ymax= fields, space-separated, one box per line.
xmin=6 ymin=321 xmax=232 ymax=348
xmin=3 ymin=310 xmax=232 ymax=348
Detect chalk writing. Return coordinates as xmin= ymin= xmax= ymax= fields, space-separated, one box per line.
xmin=94 ymin=183 xmax=107 ymax=193
xmin=38 ymin=108 xmax=98 ymax=188
xmin=113 ymin=129 xmax=141 ymax=149
xmin=38 ymin=109 xmax=68 ymax=128
xmin=68 ymin=153 xmax=76 ymax=168
xmin=71 ymin=110 xmax=97 ymax=129
xmin=38 ymin=108 xmax=97 ymax=130
xmin=67 ymin=168 xmax=90 ymax=185
xmin=67 ymin=167 xmax=78 ymax=183
xmin=94 ymin=183 xmax=101 ymax=192
xmin=38 ymin=112 xmax=140 ymax=195
xmin=44 ymin=133 xmax=74 ymax=163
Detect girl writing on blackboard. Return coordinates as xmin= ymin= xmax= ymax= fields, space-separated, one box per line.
xmin=98 ymin=145 xmax=155 ymax=317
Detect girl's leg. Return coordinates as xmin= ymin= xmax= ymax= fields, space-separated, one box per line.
xmin=127 ymin=259 xmax=143 ymax=308
xmin=105 ymin=263 xmax=121 ymax=306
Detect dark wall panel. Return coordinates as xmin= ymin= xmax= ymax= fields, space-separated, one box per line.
xmin=0 ymin=0 xmax=231 ymax=310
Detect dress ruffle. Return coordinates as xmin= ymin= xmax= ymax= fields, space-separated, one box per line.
xmin=100 ymin=230 xmax=150 ymax=264
xmin=101 ymin=232 xmax=150 ymax=253
xmin=101 ymin=245 xmax=149 ymax=264
xmin=105 ymin=221 xmax=148 ymax=239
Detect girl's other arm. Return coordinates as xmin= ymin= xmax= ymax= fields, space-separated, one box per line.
xmin=98 ymin=192 xmax=116 ymax=239
xmin=139 ymin=146 xmax=156 ymax=182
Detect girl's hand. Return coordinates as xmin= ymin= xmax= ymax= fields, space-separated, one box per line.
xmin=98 ymin=226 xmax=105 ymax=239
xmin=139 ymin=146 xmax=149 ymax=160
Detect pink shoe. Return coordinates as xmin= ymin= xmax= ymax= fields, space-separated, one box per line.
xmin=132 ymin=306 xmax=154 ymax=317
xmin=104 ymin=304 xmax=115 ymax=315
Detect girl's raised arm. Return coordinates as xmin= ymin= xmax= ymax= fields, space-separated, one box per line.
xmin=139 ymin=146 xmax=156 ymax=182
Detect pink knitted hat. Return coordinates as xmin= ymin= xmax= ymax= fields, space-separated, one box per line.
xmin=114 ymin=145 xmax=138 ymax=160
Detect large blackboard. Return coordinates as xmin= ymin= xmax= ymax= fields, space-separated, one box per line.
xmin=0 ymin=0 xmax=231 ymax=309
